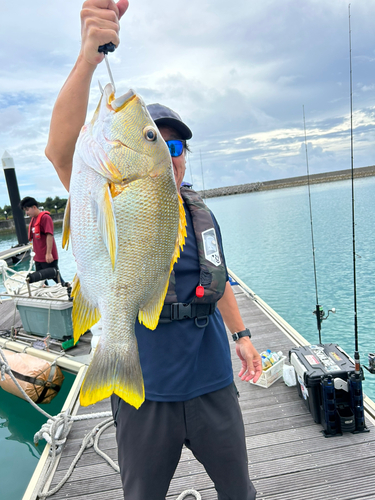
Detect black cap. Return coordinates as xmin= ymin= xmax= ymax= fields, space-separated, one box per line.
xmin=147 ymin=103 xmax=193 ymax=140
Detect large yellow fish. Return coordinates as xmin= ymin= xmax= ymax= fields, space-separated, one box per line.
xmin=63 ymin=84 xmax=186 ymax=408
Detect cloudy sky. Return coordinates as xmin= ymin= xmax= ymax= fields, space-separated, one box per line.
xmin=0 ymin=0 xmax=374 ymax=207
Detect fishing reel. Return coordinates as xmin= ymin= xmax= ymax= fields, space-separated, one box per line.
xmin=363 ymin=353 xmax=375 ymax=374
xmin=312 ymin=305 xmax=336 ymax=344
xmin=313 ymin=305 xmax=336 ymax=328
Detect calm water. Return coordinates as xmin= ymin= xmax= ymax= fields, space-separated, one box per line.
xmin=1 ymin=177 xmax=375 ymax=498
xmin=206 ymin=176 xmax=375 ymax=399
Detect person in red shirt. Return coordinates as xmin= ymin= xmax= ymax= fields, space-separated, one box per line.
xmin=20 ymin=196 xmax=65 ymax=285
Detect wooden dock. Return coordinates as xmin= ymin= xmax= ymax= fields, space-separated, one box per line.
xmin=25 ymin=277 xmax=375 ymax=500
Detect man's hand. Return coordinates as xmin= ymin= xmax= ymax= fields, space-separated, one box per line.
xmin=80 ymin=0 xmax=129 ymax=66
xmin=235 ymin=337 xmax=262 ymax=383
xmin=45 ymin=253 xmax=54 ymax=264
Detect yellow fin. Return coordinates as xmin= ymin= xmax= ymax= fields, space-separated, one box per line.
xmin=62 ymin=196 xmax=71 ymax=250
xmin=138 ymin=277 xmax=170 ymax=330
xmin=92 ymin=183 xmax=117 ymax=269
xmin=71 ymin=274 xmax=101 ymax=344
xmin=138 ymin=194 xmax=187 ymax=330
xmin=80 ymin=336 xmax=145 ymax=408
xmin=170 ymin=193 xmax=187 ymax=273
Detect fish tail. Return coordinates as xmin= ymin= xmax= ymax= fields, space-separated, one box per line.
xmin=80 ymin=336 xmax=145 ymax=408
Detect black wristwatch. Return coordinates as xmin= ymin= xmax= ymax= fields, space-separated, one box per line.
xmin=232 ymin=328 xmax=251 ymax=341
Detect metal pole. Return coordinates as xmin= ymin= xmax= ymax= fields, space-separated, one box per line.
xmin=1 ymin=151 xmax=29 ymax=245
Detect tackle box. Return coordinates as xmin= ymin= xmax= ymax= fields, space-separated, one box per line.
xmin=15 ymin=297 xmax=73 ymax=341
xmin=290 ymin=344 xmax=367 ymax=436
xmin=250 ymin=356 xmax=286 ymax=388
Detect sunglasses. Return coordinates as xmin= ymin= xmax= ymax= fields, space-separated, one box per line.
xmin=166 ymin=140 xmax=184 ymax=157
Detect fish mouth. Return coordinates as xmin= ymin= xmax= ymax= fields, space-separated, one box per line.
xmin=111 ymin=89 xmax=136 ymax=111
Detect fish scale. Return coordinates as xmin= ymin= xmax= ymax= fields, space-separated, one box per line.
xmin=62 ymin=85 xmax=186 ymax=408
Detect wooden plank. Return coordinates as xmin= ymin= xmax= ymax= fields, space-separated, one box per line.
xmin=40 ymin=284 xmax=375 ymax=500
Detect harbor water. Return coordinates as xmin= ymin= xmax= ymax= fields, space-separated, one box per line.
xmin=0 ymin=175 xmax=375 ymax=499
xmin=205 ymin=176 xmax=375 ymax=400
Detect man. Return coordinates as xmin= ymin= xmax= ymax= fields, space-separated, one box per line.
xmin=20 ymin=196 xmax=64 ymax=285
xmin=45 ymin=2 xmax=262 ymax=499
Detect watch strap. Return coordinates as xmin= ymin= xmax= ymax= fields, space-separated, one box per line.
xmin=232 ymin=328 xmax=251 ymax=341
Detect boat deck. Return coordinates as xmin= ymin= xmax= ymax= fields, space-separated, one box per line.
xmin=27 ymin=284 xmax=375 ymax=500
xmin=0 ymin=243 xmax=32 ymax=265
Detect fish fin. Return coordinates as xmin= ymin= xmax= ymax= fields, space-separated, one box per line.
xmin=92 ymin=184 xmax=118 ymax=269
xmin=138 ymin=195 xmax=187 ymax=330
xmin=71 ymin=274 xmax=101 ymax=344
xmin=77 ymin=131 xmax=123 ymax=183
xmin=170 ymin=194 xmax=187 ymax=272
xmin=80 ymin=335 xmax=145 ymax=408
xmin=138 ymin=277 xmax=170 ymax=330
xmin=62 ymin=196 xmax=71 ymax=250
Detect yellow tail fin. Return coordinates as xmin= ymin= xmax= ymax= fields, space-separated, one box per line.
xmin=80 ymin=336 xmax=144 ymax=408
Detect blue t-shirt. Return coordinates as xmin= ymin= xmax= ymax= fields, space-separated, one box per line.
xmin=135 ymin=206 xmax=233 ymax=402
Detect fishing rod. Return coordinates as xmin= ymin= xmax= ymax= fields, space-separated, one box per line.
xmin=348 ymin=4 xmax=360 ymax=374
xmin=302 ymin=106 xmax=335 ymax=343
xmin=347 ymin=5 xmax=375 ymax=376
xmin=344 ymin=3 xmax=372 ymax=437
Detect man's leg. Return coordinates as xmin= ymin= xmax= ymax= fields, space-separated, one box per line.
xmin=184 ymin=383 xmax=257 ymax=500
xmin=111 ymin=395 xmax=186 ymax=500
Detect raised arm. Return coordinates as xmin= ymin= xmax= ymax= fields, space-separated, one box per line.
xmin=45 ymin=0 xmax=129 ymax=191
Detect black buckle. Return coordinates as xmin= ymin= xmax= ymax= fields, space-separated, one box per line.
xmin=171 ymin=303 xmax=192 ymax=320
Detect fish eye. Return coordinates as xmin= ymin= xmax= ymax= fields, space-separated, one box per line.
xmin=144 ymin=127 xmax=157 ymax=142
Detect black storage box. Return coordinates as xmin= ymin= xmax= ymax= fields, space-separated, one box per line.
xmin=289 ymin=344 xmax=367 ymax=436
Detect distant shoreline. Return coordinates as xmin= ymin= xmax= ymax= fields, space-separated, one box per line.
xmin=1 ymin=165 xmax=374 ymax=234
xmin=0 ymin=213 xmax=63 ymax=235
xmin=197 ymin=165 xmax=375 ymax=199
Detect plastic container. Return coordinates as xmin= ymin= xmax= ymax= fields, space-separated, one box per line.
xmin=250 ymin=356 xmax=286 ymax=388
xmin=15 ymin=297 xmax=73 ymax=340
xmin=289 ymin=343 xmax=365 ymax=436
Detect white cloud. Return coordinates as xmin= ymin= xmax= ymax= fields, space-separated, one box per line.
xmin=1 ymin=0 xmax=375 ymax=206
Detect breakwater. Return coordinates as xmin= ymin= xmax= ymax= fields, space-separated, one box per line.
xmin=2 ymin=165 xmax=375 ymax=233
xmin=199 ymin=165 xmax=375 ymax=199
xmin=0 ymin=213 xmax=64 ymax=234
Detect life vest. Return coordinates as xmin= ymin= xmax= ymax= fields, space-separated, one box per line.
xmin=164 ymin=186 xmax=227 ymax=305
xmin=28 ymin=211 xmax=51 ymax=241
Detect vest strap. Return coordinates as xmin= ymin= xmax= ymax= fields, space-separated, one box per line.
xmin=159 ymin=302 xmax=217 ymax=324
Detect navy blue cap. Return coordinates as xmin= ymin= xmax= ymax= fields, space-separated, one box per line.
xmin=147 ymin=103 xmax=192 ymax=140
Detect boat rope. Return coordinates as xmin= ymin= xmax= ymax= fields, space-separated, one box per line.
xmin=31 ymin=283 xmax=70 ymax=299
xmin=176 ymin=490 xmax=201 ymax=500
xmin=35 ymin=415 xmax=117 ymax=498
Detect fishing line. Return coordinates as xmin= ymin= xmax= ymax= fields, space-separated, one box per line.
xmin=303 ymin=106 xmax=323 ymax=343
xmin=199 ymin=150 xmax=206 ymax=201
xmin=188 ymin=155 xmax=195 ymax=187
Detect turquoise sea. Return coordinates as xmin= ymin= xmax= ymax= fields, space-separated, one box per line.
xmin=0 ymin=176 xmax=375 ymax=498
xmin=205 ymin=176 xmax=375 ymax=400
